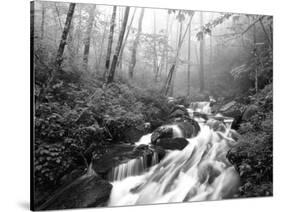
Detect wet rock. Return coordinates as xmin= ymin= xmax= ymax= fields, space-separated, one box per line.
xmin=133 ymin=144 xmax=149 ymax=151
xmin=242 ymin=105 xmax=258 ymax=121
xmin=220 ymin=108 xmax=243 ymax=130
xmin=151 ymin=119 xmax=200 ymax=144
xmin=169 ymin=104 xmax=189 ymax=119
xmin=219 ymin=101 xmax=237 ymax=112
xmin=169 ymin=108 xmax=187 ymax=118
xmin=154 ymin=137 xmax=189 ymax=150
xmin=177 ymin=120 xmax=200 ymax=138
xmin=193 ymin=111 xmax=209 ymax=120
xmin=151 ymin=126 xmax=174 ymax=144
xmin=37 ymin=175 xmax=112 ymax=210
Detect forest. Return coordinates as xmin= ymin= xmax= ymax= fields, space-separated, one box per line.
xmin=31 ymin=1 xmax=273 ymax=210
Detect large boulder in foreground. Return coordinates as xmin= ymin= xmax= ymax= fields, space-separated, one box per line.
xmin=37 ymin=175 xmax=112 ymax=210
xmin=151 ymin=125 xmax=174 ymax=144
xmin=151 ymin=119 xmax=200 ymax=145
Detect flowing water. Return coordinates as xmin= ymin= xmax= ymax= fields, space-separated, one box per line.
xmin=107 ymin=100 xmax=240 ymax=206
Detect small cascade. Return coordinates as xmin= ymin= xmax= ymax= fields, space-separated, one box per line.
xmin=151 ymin=152 xmax=159 ymax=166
xmin=109 ymin=155 xmax=148 ymax=182
xmin=108 ymin=99 xmax=240 ymax=206
xmin=224 ymin=117 xmax=234 ymax=129
xmin=190 ymin=102 xmax=212 ymax=114
xmin=108 ymin=125 xmax=239 ymax=206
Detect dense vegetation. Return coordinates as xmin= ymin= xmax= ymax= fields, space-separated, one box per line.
xmin=31 ymin=1 xmax=273 ymax=207
xmin=34 ymin=73 xmax=171 ymax=205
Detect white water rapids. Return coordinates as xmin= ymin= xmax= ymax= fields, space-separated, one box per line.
xmin=107 ymin=100 xmax=240 ymax=206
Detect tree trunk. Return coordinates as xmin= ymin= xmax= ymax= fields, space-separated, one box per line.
xmin=187 ymin=19 xmax=191 ymax=97
xmin=170 ymin=21 xmax=183 ymax=96
xmin=31 ymin=2 xmax=35 ymax=41
xmin=209 ymin=33 xmax=212 ymax=87
xmin=42 ymin=3 xmax=76 ymax=97
xmin=166 ymin=17 xmax=174 ymax=75
xmin=96 ymin=18 xmax=109 ymax=72
xmin=104 ymin=6 xmax=117 ymax=80
xmin=153 ymin=12 xmax=158 ymax=81
xmin=67 ymin=20 xmax=75 ymax=70
xmin=55 ymin=3 xmax=63 ymax=31
xmin=163 ymin=13 xmax=194 ymax=96
xmin=199 ymin=12 xmax=205 ymax=92
xmin=164 ymin=14 xmax=170 ymax=77
xmin=76 ymin=6 xmax=82 ymax=55
xmin=55 ymin=3 xmax=76 ymax=70
xmin=117 ymin=8 xmax=137 ymax=70
xmin=253 ymin=19 xmax=258 ymax=94
xmin=41 ymin=4 xmax=45 ymax=40
xmin=259 ymin=17 xmax=272 ymax=50
xmin=107 ymin=7 xmax=130 ymax=83
xmin=128 ymin=8 xmax=144 ymax=79
xmin=83 ymin=5 xmax=96 ymax=72
xmin=158 ymin=14 xmax=170 ymax=81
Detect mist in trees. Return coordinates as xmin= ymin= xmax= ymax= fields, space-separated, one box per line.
xmin=33 ymin=2 xmax=273 ymax=100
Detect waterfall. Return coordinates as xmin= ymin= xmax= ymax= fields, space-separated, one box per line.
xmin=108 ymin=101 xmax=240 ymax=205
xmin=109 ymin=155 xmax=148 ymax=182
xmin=190 ymin=102 xmax=212 ymax=114
xmin=151 ymin=152 xmax=159 ymax=166
xmin=109 ymin=152 xmax=161 ymax=182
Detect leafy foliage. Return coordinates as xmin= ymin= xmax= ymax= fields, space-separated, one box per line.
xmin=196 ymin=13 xmax=232 ymax=40
xmin=34 ymin=62 xmax=170 ymax=200
xmin=227 ymin=84 xmax=273 ymax=197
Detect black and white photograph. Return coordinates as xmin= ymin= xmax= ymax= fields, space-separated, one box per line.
xmin=30 ymin=0 xmax=273 ymax=210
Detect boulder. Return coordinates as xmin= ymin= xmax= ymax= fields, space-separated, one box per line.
xmin=219 ymin=101 xmax=237 ymax=112
xmin=219 ymin=101 xmax=244 ymax=130
xmin=242 ymin=105 xmax=258 ymax=121
xmin=151 ymin=126 xmax=174 ymax=144
xmin=169 ymin=109 xmax=188 ymax=119
xmin=133 ymin=144 xmax=149 ymax=151
xmin=221 ymin=110 xmax=242 ymax=130
xmin=177 ymin=120 xmax=200 ymax=138
xmin=37 ymin=175 xmax=112 ymax=210
xmin=151 ymin=120 xmax=200 ymax=144
xmin=153 ymin=137 xmax=189 ymax=150
xmin=193 ymin=111 xmax=209 ymax=121
xmin=151 ymin=116 xmax=200 ymax=144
